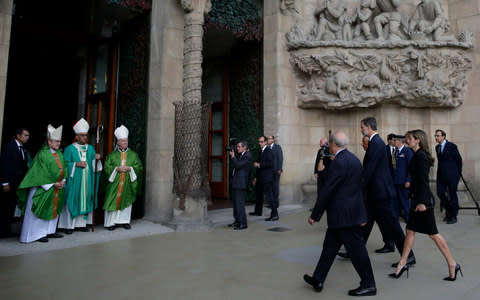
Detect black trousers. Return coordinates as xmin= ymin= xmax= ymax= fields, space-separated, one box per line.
xmin=254 ymin=179 xmax=277 ymax=218
xmin=437 ymin=178 xmax=459 ymax=219
xmin=273 ymin=174 xmax=281 ymax=208
xmin=232 ymin=189 xmax=247 ymax=226
xmin=0 ymin=189 xmax=18 ymax=237
xmin=363 ymin=199 xmax=414 ymax=258
xmin=313 ymin=226 xmax=376 ymax=288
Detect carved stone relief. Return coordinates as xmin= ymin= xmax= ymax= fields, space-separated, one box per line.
xmin=280 ymin=0 xmax=298 ymax=16
xmin=287 ymin=0 xmax=473 ymax=109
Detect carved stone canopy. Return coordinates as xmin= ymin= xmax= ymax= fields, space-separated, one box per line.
xmin=287 ymin=0 xmax=474 ymax=109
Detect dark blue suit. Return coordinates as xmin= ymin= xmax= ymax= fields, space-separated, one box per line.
xmin=310 ymin=149 xmax=375 ymax=288
xmin=393 ymin=146 xmax=413 ymax=220
xmin=231 ymin=151 xmax=252 ymax=226
xmin=436 ymin=140 xmax=462 ymax=219
xmin=271 ymin=143 xmax=283 ymax=207
xmin=253 ymin=146 xmax=277 ymax=217
xmin=362 ymin=134 xmax=413 ymax=258
xmin=0 ymin=140 xmax=30 ymax=237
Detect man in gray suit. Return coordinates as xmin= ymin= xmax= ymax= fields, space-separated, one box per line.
xmin=267 ymin=135 xmax=283 ymax=208
xmin=228 ymin=141 xmax=252 ymax=230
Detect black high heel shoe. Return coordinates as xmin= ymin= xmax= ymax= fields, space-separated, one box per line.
xmin=389 ymin=265 xmax=409 ymax=279
xmin=443 ymin=264 xmax=463 ymax=281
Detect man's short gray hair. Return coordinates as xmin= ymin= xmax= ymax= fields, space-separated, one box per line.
xmin=329 ymin=131 xmax=349 ymax=147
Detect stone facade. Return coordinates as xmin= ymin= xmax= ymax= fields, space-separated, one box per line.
xmin=0 ymin=0 xmax=13 ymax=144
xmin=264 ymin=0 xmax=480 ymax=204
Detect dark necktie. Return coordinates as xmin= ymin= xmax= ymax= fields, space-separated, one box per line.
xmin=19 ymin=145 xmax=25 ymax=160
xmin=392 ymin=148 xmax=398 ymax=169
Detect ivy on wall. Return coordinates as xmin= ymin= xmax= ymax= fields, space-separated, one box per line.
xmin=107 ymin=0 xmax=152 ymax=11
xmin=204 ymin=0 xmax=262 ymax=41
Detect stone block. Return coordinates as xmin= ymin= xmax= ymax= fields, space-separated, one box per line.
xmin=264 ymin=65 xmax=280 ymax=88
xmin=0 ymin=0 xmax=12 ymax=15
xmin=278 ymin=105 xmax=301 ymax=125
xmin=164 ymin=29 xmax=184 ymax=60
xmin=0 ymin=44 xmax=9 ymax=76
xmin=144 ymin=179 xmax=175 ymax=224
xmin=0 ymin=13 xmax=11 ymax=45
xmin=448 ymin=0 xmax=479 ymax=21
xmin=381 ymin=105 xmax=409 ymax=126
xmin=308 ymin=126 xmax=329 ymax=145
xmin=160 ymin=58 xmax=183 ymax=89
xmin=264 ymin=0 xmax=278 ymax=17
xmin=457 ymin=15 xmax=480 ymax=33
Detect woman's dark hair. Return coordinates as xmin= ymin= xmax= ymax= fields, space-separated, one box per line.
xmin=408 ymin=129 xmax=434 ymax=166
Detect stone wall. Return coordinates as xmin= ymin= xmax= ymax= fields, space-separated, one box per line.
xmin=264 ymin=0 xmax=480 ymax=203
xmin=145 ymin=0 xmax=184 ymax=222
xmin=0 ymin=0 xmax=13 ymax=145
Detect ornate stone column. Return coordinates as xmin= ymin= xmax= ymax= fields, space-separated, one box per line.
xmin=170 ymin=0 xmax=212 ymax=231
xmin=0 ymin=0 xmax=14 ymax=144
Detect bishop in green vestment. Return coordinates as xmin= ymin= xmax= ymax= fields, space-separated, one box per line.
xmin=18 ymin=125 xmax=66 ymax=243
xmin=58 ymin=118 xmax=101 ymax=233
xmin=103 ymin=125 xmax=143 ymax=230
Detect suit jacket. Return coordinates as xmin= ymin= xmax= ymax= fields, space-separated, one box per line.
xmin=409 ymin=149 xmax=434 ymax=207
xmin=314 ymin=148 xmax=331 ymax=186
xmin=231 ymin=151 xmax=252 ymax=190
xmin=393 ymin=146 xmax=413 ymax=185
xmin=436 ymin=141 xmax=462 ymax=182
xmin=271 ymin=144 xmax=283 ymax=173
xmin=256 ymin=146 xmax=274 ymax=183
xmin=362 ymin=134 xmax=396 ymax=202
xmin=310 ymin=149 xmax=367 ymax=229
xmin=386 ymin=145 xmax=394 ymax=177
xmin=0 ymin=140 xmax=29 ymax=189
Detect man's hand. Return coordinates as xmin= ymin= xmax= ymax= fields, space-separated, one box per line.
xmin=3 ymin=184 xmax=10 ymax=193
xmin=415 ymin=204 xmax=427 ymax=212
xmin=252 ymin=178 xmax=257 ymax=186
xmin=317 ymin=159 xmax=325 ymax=172
xmin=253 ymin=162 xmax=260 ymax=168
xmin=405 ymin=182 xmax=410 ymax=188
xmin=277 ymin=170 xmax=282 ymax=176
xmin=54 ymin=181 xmax=65 ymax=190
xmin=229 ymin=150 xmax=235 ymax=158
xmin=314 ymin=173 xmax=319 ymax=178
xmin=95 ymin=153 xmax=101 ymax=160
xmin=308 ymin=217 xmax=316 ymax=225
xmin=76 ymin=161 xmax=87 ymax=168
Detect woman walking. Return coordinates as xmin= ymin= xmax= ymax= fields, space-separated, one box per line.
xmin=389 ymin=129 xmax=462 ymax=281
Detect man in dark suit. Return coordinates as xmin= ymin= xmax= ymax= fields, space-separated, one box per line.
xmin=228 ymin=141 xmax=252 ymax=230
xmin=0 ymin=128 xmax=31 ymax=237
xmin=250 ymin=136 xmax=278 ymax=221
xmin=267 ymin=135 xmax=283 ymax=208
xmin=361 ymin=117 xmax=415 ymax=266
xmin=314 ymin=138 xmax=331 ymax=193
xmin=304 ymin=131 xmax=376 ymax=296
xmin=386 ymin=133 xmax=396 ymax=178
xmin=393 ymin=134 xmax=413 ymax=221
xmin=435 ymin=129 xmax=463 ymax=224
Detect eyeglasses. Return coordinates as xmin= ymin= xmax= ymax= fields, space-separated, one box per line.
xmin=434 ymin=135 xmax=442 ymax=137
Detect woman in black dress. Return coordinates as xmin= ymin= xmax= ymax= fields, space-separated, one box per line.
xmin=389 ymin=129 xmax=462 ymax=281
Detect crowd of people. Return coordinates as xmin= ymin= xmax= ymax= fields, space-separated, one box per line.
xmin=0 ymin=119 xmax=143 ymax=243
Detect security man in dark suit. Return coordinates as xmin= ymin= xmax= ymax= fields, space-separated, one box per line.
xmin=0 ymin=128 xmax=31 ymax=237
xmin=250 ymin=136 xmax=278 ymax=221
xmin=386 ymin=133 xmax=396 ymax=177
xmin=304 ymin=131 xmax=376 ymax=297
xmin=314 ymin=138 xmax=331 ymax=192
xmin=267 ymin=135 xmax=283 ymax=208
xmin=361 ymin=117 xmax=415 ymax=266
xmin=434 ymin=129 xmax=463 ymax=224
xmin=392 ymin=134 xmax=413 ymax=221
xmin=228 ymin=141 xmax=252 ymax=230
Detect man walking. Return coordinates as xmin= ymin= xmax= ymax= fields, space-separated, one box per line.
xmin=392 ymin=134 xmax=413 ymax=221
xmin=228 ymin=141 xmax=252 ymax=230
xmin=304 ymin=131 xmax=376 ymax=296
xmin=435 ymin=129 xmax=462 ymax=224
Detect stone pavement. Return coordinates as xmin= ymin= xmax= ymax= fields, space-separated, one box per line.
xmin=0 ymin=204 xmax=479 ymax=300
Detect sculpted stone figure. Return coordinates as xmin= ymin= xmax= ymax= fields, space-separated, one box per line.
xmin=409 ymin=0 xmax=452 ymax=41
xmin=280 ymin=0 xmax=299 ymax=16
xmin=314 ymin=0 xmax=351 ymax=41
xmin=353 ymin=0 xmax=377 ymax=40
xmin=374 ymin=0 xmax=402 ymax=40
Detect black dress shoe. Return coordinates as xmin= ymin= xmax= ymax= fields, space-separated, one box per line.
xmin=443 ymin=216 xmax=449 ymax=222
xmin=47 ymin=233 xmax=63 ymax=238
xmin=446 ymin=217 xmax=457 ymax=224
xmin=64 ymin=229 xmax=73 ymax=235
xmin=107 ymin=226 xmax=116 ymax=231
xmin=37 ymin=237 xmax=48 ymax=243
xmin=234 ymin=225 xmax=248 ymax=230
xmin=122 ymin=224 xmax=131 ymax=230
xmin=249 ymin=212 xmax=262 ymax=216
xmin=77 ymin=227 xmax=88 ymax=232
xmin=265 ymin=216 xmax=279 ymax=221
xmin=228 ymin=222 xmax=240 ymax=227
xmin=303 ymin=274 xmax=323 ymax=292
xmin=337 ymin=251 xmax=350 ymax=259
xmin=348 ymin=286 xmax=377 ymax=296
xmin=375 ymin=245 xmax=395 ymax=253
xmin=392 ymin=257 xmax=416 ymax=268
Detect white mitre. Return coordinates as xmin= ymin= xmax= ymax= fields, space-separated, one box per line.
xmin=114 ymin=125 xmax=129 ymax=139
xmin=73 ymin=118 xmax=89 ymax=134
xmin=47 ymin=124 xmax=63 ymax=140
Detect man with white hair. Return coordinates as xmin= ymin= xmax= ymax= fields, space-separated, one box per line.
xmin=103 ymin=125 xmax=143 ymax=230
xmin=58 ymin=118 xmax=102 ymax=234
xmin=304 ymin=131 xmax=376 ymax=296
xmin=17 ymin=125 xmax=66 ymax=243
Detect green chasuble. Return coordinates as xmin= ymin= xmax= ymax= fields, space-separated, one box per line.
xmin=64 ymin=143 xmax=100 ymax=218
xmin=17 ymin=146 xmax=67 ymax=220
xmin=103 ymin=148 xmax=143 ymax=211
